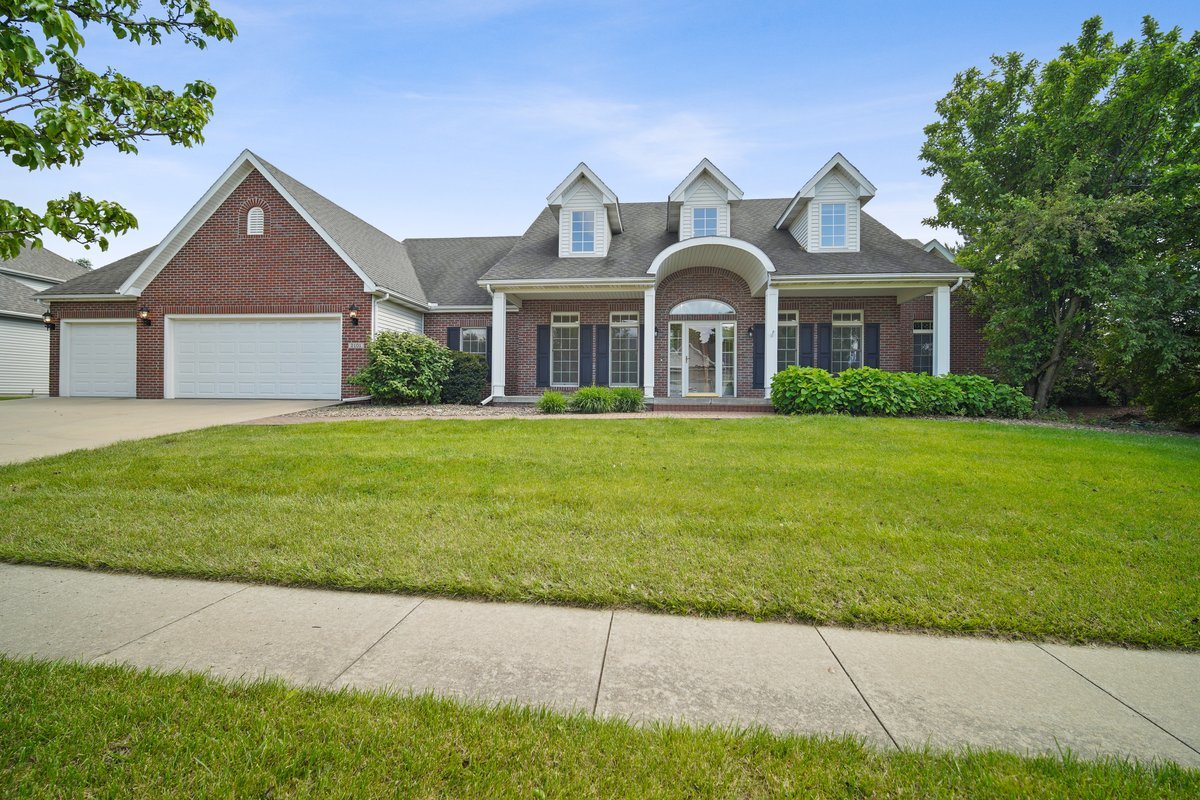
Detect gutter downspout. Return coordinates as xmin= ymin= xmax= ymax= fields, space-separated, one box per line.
xmin=949 ymin=277 xmax=964 ymax=293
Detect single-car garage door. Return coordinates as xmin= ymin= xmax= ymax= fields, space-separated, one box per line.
xmin=171 ymin=317 xmax=342 ymax=400
xmin=63 ymin=320 xmax=136 ymax=397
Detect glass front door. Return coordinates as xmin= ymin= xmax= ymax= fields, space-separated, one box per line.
xmin=669 ymin=322 xmax=736 ymax=397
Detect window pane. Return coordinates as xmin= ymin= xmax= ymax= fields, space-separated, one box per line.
xmin=670 ymin=299 xmax=735 ymax=315
xmin=461 ymin=328 xmax=487 ymax=355
xmin=721 ymin=324 xmax=736 ymax=397
xmin=831 ymin=323 xmax=861 ymax=373
xmin=692 ymin=207 xmax=717 ymax=237
xmin=610 ymin=325 xmax=639 ymax=386
xmin=821 ymin=203 xmax=846 ymax=247
xmin=668 ymin=323 xmax=683 ymax=397
xmin=571 ymin=211 xmax=595 ymax=253
xmin=913 ymin=332 xmax=933 ymax=374
xmin=778 ymin=323 xmax=798 ymax=369
xmin=551 ymin=324 xmax=579 ymax=385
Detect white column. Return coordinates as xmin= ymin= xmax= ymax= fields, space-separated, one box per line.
xmin=491 ymin=291 xmax=506 ymax=396
xmin=933 ymin=284 xmax=951 ymax=376
xmin=642 ymin=287 xmax=656 ymax=398
xmin=763 ymin=286 xmax=779 ymax=397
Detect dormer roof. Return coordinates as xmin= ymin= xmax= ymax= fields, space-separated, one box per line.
xmin=667 ymin=158 xmax=744 ymax=204
xmin=546 ymin=162 xmax=623 ymax=233
xmin=774 ymin=152 xmax=877 ymax=229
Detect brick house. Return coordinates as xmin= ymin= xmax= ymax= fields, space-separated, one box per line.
xmin=38 ymin=150 xmax=983 ymax=403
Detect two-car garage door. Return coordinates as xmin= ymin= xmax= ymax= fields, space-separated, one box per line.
xmin=172 ymin=317 xmax=342 ymax=400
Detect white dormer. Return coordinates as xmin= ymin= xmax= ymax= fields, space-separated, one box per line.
xmin=775 ymin=153 xmax=876 ymax=253
xmin=667 ymin=158 xmax=743 ymax=240
xmin=546 ymin=163 xmax=622 ymax=258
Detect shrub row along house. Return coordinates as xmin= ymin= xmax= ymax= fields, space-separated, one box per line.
xmin=37 ymin=151 xmax=984 ymax=403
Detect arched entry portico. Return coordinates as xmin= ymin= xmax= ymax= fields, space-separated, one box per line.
xmin=641 ymin=238 xmax=778 ymax=398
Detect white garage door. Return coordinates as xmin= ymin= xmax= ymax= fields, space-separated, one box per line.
xmin=63 ymin=321 xmax=136 ymax=397
xmin=171 ymin=317 xmax=342 ymax=400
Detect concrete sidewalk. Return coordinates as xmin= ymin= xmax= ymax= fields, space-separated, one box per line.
xmin=1 ymin=563 xmax=1197 ymax=767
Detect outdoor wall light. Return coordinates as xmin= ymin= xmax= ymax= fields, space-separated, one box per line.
xmin=138 ymin=307 xmax=152 ymax=326
xmin=348 ymin=304 xmax=359 ymax=325
xmin=41 ymin=310 xmax=55 ymax=330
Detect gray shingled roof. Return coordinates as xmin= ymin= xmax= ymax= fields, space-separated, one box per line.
xmin=404 ymin=237 xmax=520 ymax=306
xmin=36 ymin=248 xmax=155 ymax=297
xmin=254 ymin=156 xmax=428 ymax=304
xmin=0 ymin=244 xmax=89 ymax=283
xmin=0 ymin=273 xmax=47 ymax=317
xmin=482 ymin=199 xmax=964 ymax=282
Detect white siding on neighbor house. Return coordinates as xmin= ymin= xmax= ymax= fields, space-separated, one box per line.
xmin=0 ymin=316 xmax=49 ymax=395
xmin=5 ymin=275 xmax=55 ymax=292
xmin=679 ymin=176 xmax=731 ymax=240
xmin=373 ymin=299 xmax=424 ymax=335
xmin=558 ymin=180 xmax=609 ymax=257
xmin=805 ymin=172 xmax=860 ymax=252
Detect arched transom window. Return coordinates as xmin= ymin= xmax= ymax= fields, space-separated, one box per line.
xmin=246 ymin=206 xmax=264 ymax=236
xmin=670 ymin=299 xmax=734 ymax=315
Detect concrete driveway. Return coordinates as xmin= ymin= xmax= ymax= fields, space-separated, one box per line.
xmin=0 ymin=397 xmax=336 ymax=464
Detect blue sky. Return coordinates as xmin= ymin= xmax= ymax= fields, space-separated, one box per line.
xmin=7 ymin=0 xmax=1199 ymax=264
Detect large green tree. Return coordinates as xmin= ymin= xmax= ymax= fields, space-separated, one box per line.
xmin=1 ymin=0 xmax=236 ymax=259
xmin=920 ymin=16 xmax=1199 ymax=411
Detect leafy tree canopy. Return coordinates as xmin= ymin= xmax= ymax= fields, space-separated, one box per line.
xmin=920 ymin=16 xmax=1199 ymax=412
xmin=1 ymin=0 xmax=236 ymax=259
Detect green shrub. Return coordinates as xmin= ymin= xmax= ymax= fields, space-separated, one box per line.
xmin=944 ymin=374 xmax=998 ymax=416
xmin=610 ymin=387 xmax=646 ymax=413
xmin=537 ymin=391 xmax=567 ymax=414
xmin=568 ymin=386 xmax=615 ymax=413
xmin=441 ymin=351 xmax=489 ymax=405
xmin=838 ymin=367 xmax=916 ymax=416
xmin=770 ymin=367 xmax=843 ymax=414
xmin=348 ymin=331 xmax=452 ymax=404
xmin=992 ymin=383 xmax=1034 ymax=418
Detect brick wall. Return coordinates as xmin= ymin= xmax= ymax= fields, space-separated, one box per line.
xmin=778 ymin=295 xmax=904 ymax=373
xmin=897 ymin=290 xmax=989 ymax=375
xmin=48 ymin=169 xmax=373 ymax=398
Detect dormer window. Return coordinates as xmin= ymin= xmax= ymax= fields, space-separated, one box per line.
xmin=820 ymin=203 xmax=846 ymax=247
xmin=692 ymin=207 xmax=718 ymax=237
xmin=247 ymin=206 xmax=264 ymax=236
xmin=571 ymin=210 xmax=595 ymax=253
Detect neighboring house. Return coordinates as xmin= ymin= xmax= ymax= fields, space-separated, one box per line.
xmin=0 ymin=246 xmax=89 ymax=395
xmin=38 ymin=150 xmax=985 ymax=401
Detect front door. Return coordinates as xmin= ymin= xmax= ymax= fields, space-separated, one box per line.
xmin=669 ymin=321 xmax=736 ymax=397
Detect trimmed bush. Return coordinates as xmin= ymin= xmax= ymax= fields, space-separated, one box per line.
xmin=537 ymin=391 xmax=567 ymax=414
xmin=611 ymin=387 xmax=646 ymax=413
xmin=944 ymin=374 xmax=997 ymax=417
xmin=992 ymin=383 xmax=1034 ymax=418
xmin=568 ymin=386 xmax=616 ymax=413
xmin=441 ymin=351 xmax=489 ymax=405
xmin=348 ymin=331 xmax=451 ymax=404
xmin=771 ymin=366 xmax=1030 ymax=419
xmin=770 ymin=367 xmax=843 ymax=414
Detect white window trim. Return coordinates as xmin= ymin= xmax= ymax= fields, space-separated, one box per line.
xmin=692 ymin=206 xmax=718 ymax=238
xmin=460 ymin=326 xmax=488 ymax=356
xmin=778 ymin=311 xmax=799 ymax=369
xmin=550 ymin=312 xmax=580 ymax=387
xmin=912 ymin=319 xmax=934 ymax=374
xmin=819 ymin=202 xmax=847 ymax=249
xmin=570 ymin=211 xmax=596 ymax=254
xmin=831 ymin=309 xmax=864 ymax=373
xmin=609 ymin=311 xmax=639 ymax=388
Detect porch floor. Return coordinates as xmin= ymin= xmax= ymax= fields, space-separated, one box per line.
xmin=491 ymin=395 xmax=774 ymax=413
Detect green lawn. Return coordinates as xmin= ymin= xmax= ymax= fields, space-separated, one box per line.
xmin=2 ymin=658 xmax=1195 ymax=799
xmin=1 ymin=417 xmax=1197 ymax=648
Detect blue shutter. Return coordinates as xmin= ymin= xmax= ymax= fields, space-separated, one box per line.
xmin=595 ymin=324 xmax=609 ymax=386
xmin=447 ymin=327 xmax=460 ymax=351
xmin=536 ymin=325 xmax=550 ymax=387
xmin=579 ymin=324 xmax=594 ymax=385
xmin=752 ymin=323 xmax=765 ymax=390
xmin=865 ymin=323 xmax=880 ymax=368
xmin=485 ymin=326 xmax=493 ymax=379
xmin=799 ymin=323 xmax=814 ymax=367
xmin=818 ymin=324 xmax=832 ymax=371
